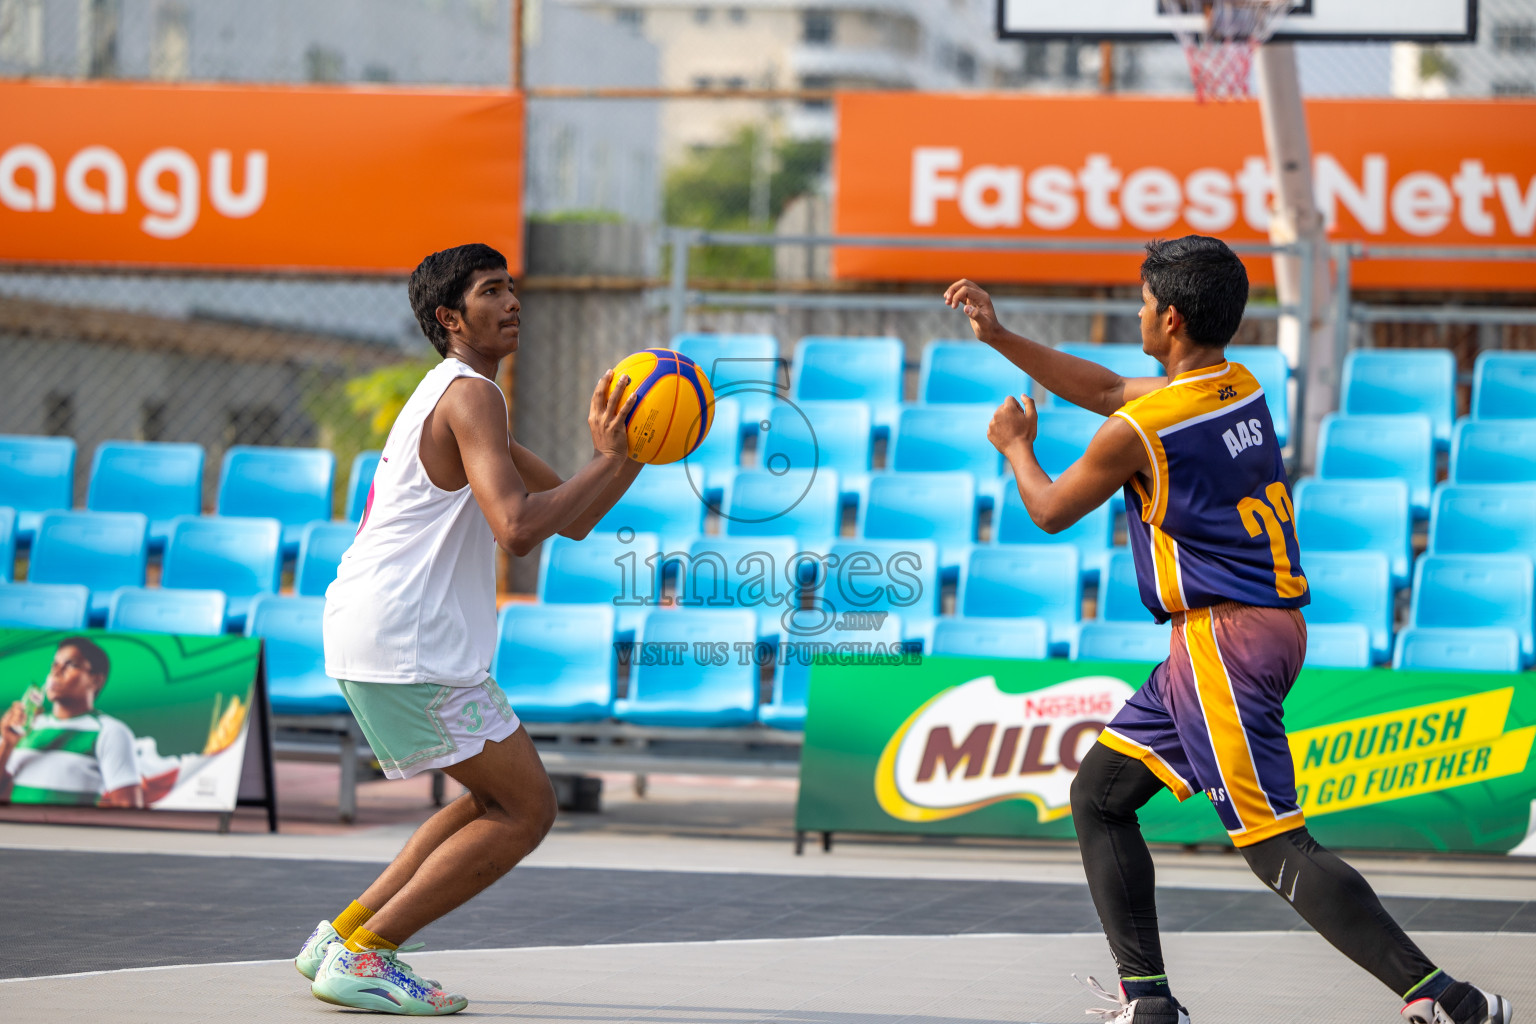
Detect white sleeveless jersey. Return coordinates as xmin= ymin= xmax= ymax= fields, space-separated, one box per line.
xmin=324 ymin=358 xmax=502 ymax=685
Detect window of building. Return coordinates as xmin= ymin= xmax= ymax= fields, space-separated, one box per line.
xmin=728 ymin=7 xmax=746 ymax=24
xmin=724 ymin=76 xmax=747 ymax=90
xmin=362 ymin=63 xmax=394 ymax=82
xmin=0 ymin=0 xmax=44 ymax=71
xmin=694 ymin=7 xmax=712 ymax=24
xmin=1493 ymin=80 xmax=1536 ymax=96
xmin=802 ymin=9 xmax=833 ymax=45
xmin=800 ymin=74 xmax=833 ymax=110
xmin=1493 ymin=21 xmax=1536 ymax=52
xmin=615 ymin=8 xmax=643 ymax=30
xmin=692 ymin=75 xmax=713 ymax=90
xmin=955 ymin=48 xmax=977 ymax=83
xmin=83 ymin=0 xmax=120 ymax=78
xmin=150 ymin=3 xmax=190 ymax=81
xmin=305 ymin=44 xmax=345 ymax=82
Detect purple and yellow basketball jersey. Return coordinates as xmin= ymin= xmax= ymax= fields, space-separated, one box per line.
xmin=1115 ymin=361 xmax=1309 ymax=623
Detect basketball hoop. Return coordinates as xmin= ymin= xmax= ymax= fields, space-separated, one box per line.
xmin=1162 ymin=0 xmax=1292 ymax=102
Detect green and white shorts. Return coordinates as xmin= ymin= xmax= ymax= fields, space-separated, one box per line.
xmin=338 ymin=677 xmax=522 ymax=780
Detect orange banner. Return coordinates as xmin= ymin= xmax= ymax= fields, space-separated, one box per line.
xmin=834 ymin=94 xmax=1536 ymax=290
xmin=0 ymin=82 xmax=523 ymax=274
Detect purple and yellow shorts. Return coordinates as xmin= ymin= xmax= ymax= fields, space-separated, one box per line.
xmin=1099 ymin=601 xmax=1308 ymax=847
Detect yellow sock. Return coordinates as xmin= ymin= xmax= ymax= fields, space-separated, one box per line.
xmin=345 ymin=926 xmax=399 ymax=953
xmin=331 ymin=900 xmax=375 ymax=940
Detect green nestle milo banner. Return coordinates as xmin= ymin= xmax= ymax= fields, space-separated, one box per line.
xmin=0 ymin=628 xmax=262 ymax=812
xmin=796 ymin=657 xmax=1536 ymax=854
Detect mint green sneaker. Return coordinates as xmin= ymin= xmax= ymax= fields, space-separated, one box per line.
xmin=295 ymin=920 xmax=344 ymax=981
xmin=311 ymin=943 xmax=467 ymax=1016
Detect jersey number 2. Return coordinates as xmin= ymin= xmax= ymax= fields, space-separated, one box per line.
xmin=1237 ymin=482 xmax=1308 ymax=599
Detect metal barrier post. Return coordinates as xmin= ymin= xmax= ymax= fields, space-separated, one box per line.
xmin=1333 ymin=243 xmax=1354 ymax=364
xmin=1292 ymin=240 xmax=1315 ymax=471
xmin=666 ymin=228 xmax=692 ymax=339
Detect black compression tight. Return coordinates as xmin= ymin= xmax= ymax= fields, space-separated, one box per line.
xmin=1070 ymin=743 xmax=1440 ymax=998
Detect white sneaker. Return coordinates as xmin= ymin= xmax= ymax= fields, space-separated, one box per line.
xmin=1403 ymin=981 xmax=1513 ymax=1024
xmin=1077 ymin=975 xmax=1191 ymax=1024
xmin=311 ymin=942 xmax=467 ymax=1016
xmin=294 ymin=920 xmax=343 ymax=981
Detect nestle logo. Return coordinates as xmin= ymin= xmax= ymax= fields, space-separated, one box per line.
xmin=1217 ymin=385 xmax=1237 ymax=400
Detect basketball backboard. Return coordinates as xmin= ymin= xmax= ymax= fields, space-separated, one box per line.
xmin=996 ymin=0 xmax=1478 ymax=43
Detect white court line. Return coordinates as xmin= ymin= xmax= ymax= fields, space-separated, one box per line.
xmin=1 ymin=930 xmax=1516 ymax=987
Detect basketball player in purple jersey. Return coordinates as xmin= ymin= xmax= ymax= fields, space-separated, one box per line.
xmin=945 ymin=237 xmax=1512 ymax=1024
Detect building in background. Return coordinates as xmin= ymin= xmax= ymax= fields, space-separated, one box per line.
xmin=571 ymin=0 xmax=1024 ymax=157
xmin=1395 ymin=0 xmax=1536 ymax=97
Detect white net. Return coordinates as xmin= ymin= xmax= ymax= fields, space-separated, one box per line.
xmin=1161 ymin=0 xmax=1294 ymax=100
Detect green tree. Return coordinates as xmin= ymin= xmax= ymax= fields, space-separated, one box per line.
xmin=664 ymin=127 xmax=830 ymax=279
xmin=306 ymin=359 xmax=437 ymax=516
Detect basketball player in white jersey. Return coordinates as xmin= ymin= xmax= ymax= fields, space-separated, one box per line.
xmin=297 ymin=243 xmax=643 ymax=1015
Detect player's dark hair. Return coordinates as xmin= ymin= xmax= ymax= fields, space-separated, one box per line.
xmin=1140 ymin=235 xmax=1249 ymax=349
xmin=57 ymin=636 xmax=110 ymax=688
xmin=408 ymin=243 xmax=509 ymax=356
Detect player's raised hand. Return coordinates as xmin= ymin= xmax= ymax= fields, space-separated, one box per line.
xmin=589 ymin=369 xmax=637 ymax=460
xmin=988 ymin=394 xmax=1038 ymax=456
xmin=943 ymin=279 xmax=999 ymax=342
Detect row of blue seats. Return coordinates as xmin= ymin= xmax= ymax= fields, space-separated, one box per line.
xmin=0 ymin=437 xmax=380 ymax=550
xmin=674 ymin=334 xmax=1295 ymax=447
xmin=0 ymin=509 xmax=352 ymax=628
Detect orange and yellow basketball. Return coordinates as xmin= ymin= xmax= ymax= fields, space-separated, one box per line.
xmin=608 ymin=349 xmax=716 ymax=465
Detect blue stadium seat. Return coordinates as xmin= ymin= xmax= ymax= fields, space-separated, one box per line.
xmin=860 ymin=471 xmax=976 ymax=577
xmin=1341 ymin=349 xmax=1457 ymax=448
xmin=677 ymin=535 xmax=803 ymax=641
xmin=1393 ymin=627 xmax=1523 ymax=673
xmin=790 ymin=337 xmax=905 ymax=435
xmin=683 ymin=397 xmax=742 ymax=509
xmin=760 ymin=400 xmax=872 ymax=512
xmin=161 ymin=515 xmax=283 ymax=630
xmin=1075 ymin=622 xmax=1172 ymax=663
xmin=615 ymin=608 xmax=759 ymax=727
xmin=1292 ymin=477 xmax=1413 ymax=589
xmin=919 ymin=340 xmax=1031 ymax=405
xmin=960 ymin=545 xmax=1081 ymax=655
xmin=217 ymin=446 xmax=336 ymax=554
xmin=596 ymin=464 xmax=707 ymax=553
xmin=1235 ymin=346 xmax=1291 ymax=448
xmin=1033 ymin=409 xmax=1106 ymax=477
xmin=0 ymin=582 xmax=89 ymax=630
xmin=0 ymin=507 xmax=13 ymax=582
xmin=86 ymin=441 xmax=203 ymax=548
xmin=672 ymin=333 xmax=781 ymax=432
xmin=1097 ymin=549 xmax=1149 ymax=623
xmin=1410 ymin=554 xmax=1535 ymax=666
xmin=1472 ymin=351 xmax=1536 ymax=420
xmin=345 ymin=450 xmax=381 ymax=524
xmin=1429 ymin=483 xmax=1536 ymax=564
xmin=1304 ymin=623 xmax=1373 ymax=669
xmin=892 ymin=404 xmax=1001 ymax=478
xmin=107 ymin=586 xmax=227 ymax=636
xmin=491 ymin=603 xmax=617 ymax=722
xmin=726 ymin=469 xmax=841 ymax=546
xmin=296 ymin=520 xmax=356 ymax=597
xmin=820 ymin=539 xmax=941 ymax=641
xmin=1302 ymin=551 xmax=1393 ymax=663
xmin=0 ymin=435 xmax=76 ymax=543
xmin=27 ymin=511 xmax=149 ymax=624
xmin=1450 ymin=418 xmax=1536 ymax=484
xmin=1053 ymin=343 xmax=1160 ymax=388
xmin=995 ymin=486 xmax=1112 ymax=584
xmin=931 ymin=617 xmax=1048 ymax=661
xmin=763 ymin=613 xmax=904 ymax=729
xmin=538 ymin=531 xmax=660 ymax=640
xmin=1316 ymin=413 xmax=1435 ymax=518
xmin=246 ymin=594 xmax=345 ymax=715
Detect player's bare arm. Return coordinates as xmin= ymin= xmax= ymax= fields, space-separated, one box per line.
xmin=988 ymin=392 xmax=1149 ymax=533
xmin=508 ymin=436 xmax=645 ymax=540
xmin=428 ymin=368 xmax=637 ymax=557
xmin=944 ymin=279 xmax=1169 ymax=416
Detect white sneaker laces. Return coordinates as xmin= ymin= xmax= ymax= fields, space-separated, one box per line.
xmin=1076 ymin=974 xmax=1130 ymax=1021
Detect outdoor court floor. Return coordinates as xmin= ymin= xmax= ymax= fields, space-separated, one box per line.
xmin=2 ymin=771 xmax=1534 ymax=1023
